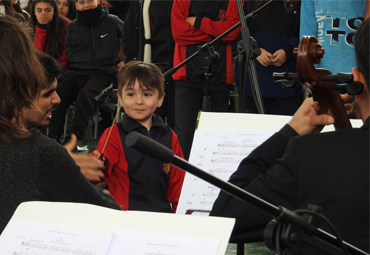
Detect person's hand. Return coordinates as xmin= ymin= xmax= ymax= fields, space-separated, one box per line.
xmin=93 ymin=150 xmax=106 ymax=163
xmin=117 ymin=61 xmax=125 ymax=67
xmin=271 ymin=49 xmax=286 ymax=67
xmin=71 ymin=153 xmax=105 ymax=182
xmin=256 ymin=48 xmax=272 ymax=67
xmin=288 ymin=98 xmax=335 ymax=135
xmin=38 ymin=13 xmax=48 ymax=25
xmin=63 ymin=133 xmax=78 ymax=152
xmin=340 ymin=93 xmax=354 ymax=112
xmin=186 ymin=16 xmax=196 ymax=27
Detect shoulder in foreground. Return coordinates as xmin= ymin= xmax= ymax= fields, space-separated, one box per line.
xmin=29 ymin=129 xmax=67 ymax=154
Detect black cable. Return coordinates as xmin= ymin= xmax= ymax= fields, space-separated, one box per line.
xmin=294 ymin=209 xmax=350 ymax=255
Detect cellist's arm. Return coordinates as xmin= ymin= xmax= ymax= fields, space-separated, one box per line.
xmin=288 ymin=98 xmax=335 ymax=135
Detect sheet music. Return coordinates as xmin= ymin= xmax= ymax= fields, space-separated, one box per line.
xmin=1 ymin=220 xmax=113 ymax=255
xmin=107 ymin=230 xmax=219 ymax=255
xmin=176 ymin=129 xmax=274 ymax=215
xmin=0 ymin=202 xmax=235 ymax=255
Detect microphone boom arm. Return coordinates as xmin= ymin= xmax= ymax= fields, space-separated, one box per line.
xmin=125 ymin=131 xmax=368 ymax=255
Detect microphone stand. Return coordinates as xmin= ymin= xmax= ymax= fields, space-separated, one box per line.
xmin=125 ymin=131 xmax=369 ymax=255
xmin=236 ymin=0 xmax=268 ymax=114
xmin=199 ymin=44 xmax=220 ymax=112
xmin=163 ymin=1 xmax=272 ymax=112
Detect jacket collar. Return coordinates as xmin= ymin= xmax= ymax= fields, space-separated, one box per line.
xmin=119 ymin=113 xmax=167 ymax=133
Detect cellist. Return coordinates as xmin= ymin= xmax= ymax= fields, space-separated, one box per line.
xmin=210 ymin=18 xmax=369 ymax=255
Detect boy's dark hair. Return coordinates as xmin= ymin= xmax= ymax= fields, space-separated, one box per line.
xmin=118 ymin=61 xmax=165 ymax=97
xmin=354 ymin=18 xmax=369 ymax=89
xmin=36 ymin=51 xmax=61 ymax=89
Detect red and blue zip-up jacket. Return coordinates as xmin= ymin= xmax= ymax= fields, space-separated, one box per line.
xmin=93 ymin=114 xmax=185 ymax=213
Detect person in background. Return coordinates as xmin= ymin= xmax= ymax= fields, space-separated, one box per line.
xmin=48 ymin=0 xmax=124 ymax=148
xmin=0 ymin=15 xmax=120 ymax=234
xmin=11 ymin=0 xmax=30 ymax=20
xmin=93 ymin=61 xmax=185 ymax=213
xmin=23 ymin=0 xmax=33 ymax=14
xmin=101 ymin=0 xmax=130 ymax=21
xmin=171 ymin=0 xmax=241 ymax=160
xmin=238 ymin=0 xmax=303 ymax=115
xmin=122 ymin=0 xmax=176 ymax=129
xmin=300 ymin=0 xmax=366 ymax=75
xmin=211 ymin=18 xmax=370 ymax=255
xmin=30 ymin=0 xmax=69 ymax=69
xmin=57 ymin=0 xmax=76 ymax=20
xmin=0 ymin=0 xmax=28 ymax=22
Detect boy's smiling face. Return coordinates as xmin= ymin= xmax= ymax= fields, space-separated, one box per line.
xmin=75 ymin=0 xmax=100 ymax=11
xmin=119 ymin=79 xmax=164 ymax=130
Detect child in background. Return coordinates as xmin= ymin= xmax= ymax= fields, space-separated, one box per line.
xmin=101 ymin=0 xmax=130 ymax=21
xmin=238 ymin=0 xmax=303 ymax=115
xmin=57 ymin=0 xmax=76 ymax=20
xmin=93 ymin=61 xmax=185 ymax=213
xmin=47 ymin=0 xmax=124 ymax=146
xmin=31 ymin=0 xmax=69 ymax=68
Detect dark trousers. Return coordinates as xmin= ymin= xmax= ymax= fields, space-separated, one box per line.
xmin=174 ymin=85 xmax=230 ymax=160
xmin=49 ymin=73 xmax=115 ymax=141
xmin=155 ymin=83 xmax=176 ymax=130
xmin=245 ymin=94 xmax=304 ymax=116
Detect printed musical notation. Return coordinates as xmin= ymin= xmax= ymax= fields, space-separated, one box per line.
xmin=2 ymin=220 xmax=112 ymax=255
xmin=176 ymin=129 xmax=274 ymax=215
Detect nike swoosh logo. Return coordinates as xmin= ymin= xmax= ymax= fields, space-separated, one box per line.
xmin=101 ymin=33 xmax=109 ymax=38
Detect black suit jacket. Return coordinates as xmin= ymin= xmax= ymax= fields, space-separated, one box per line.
xmin=211 ymin=118 xmax=369 ymax=254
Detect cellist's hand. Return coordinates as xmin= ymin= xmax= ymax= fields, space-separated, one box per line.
xmin=288 ymin=98 xmax=335 ymax=135
xmin=339 ymin=93 xmax=354 ymax=112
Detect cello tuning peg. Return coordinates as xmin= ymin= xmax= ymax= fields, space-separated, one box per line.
xmin=272 ymin=72 xmax=298 ymax=82
xmin=272 ymin=72 xmax=299 ymax=88
xmin=323 ymin=73 xmax=353 ymax=83
xmin=332 ymin=82 xmax=363 ymax=95
xmin=346 ymin=81 xmax=363 ymax=95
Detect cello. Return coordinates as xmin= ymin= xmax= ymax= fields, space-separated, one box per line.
xmin=273 ymin=36 xmax=363 ymax=130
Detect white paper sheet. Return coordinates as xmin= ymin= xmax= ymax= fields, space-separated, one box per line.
xmin=176 ymin=129 xmax=274 ymax=215
xmin=1 ymin=220 xmax=113 ymax=255
xmin=0 ymin=202 xmax=234 ymax=255
xmin=107 ymin=230 xmax=219 ymax=255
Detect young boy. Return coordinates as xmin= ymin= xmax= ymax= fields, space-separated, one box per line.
xmin=93 ymin=61 xmax=185 ymax=213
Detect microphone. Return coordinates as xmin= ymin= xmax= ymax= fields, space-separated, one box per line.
xmin=125 ymin=131 xmax=368 ymax=255
xmin=125 ymin=131 xmax=175 ymax=163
